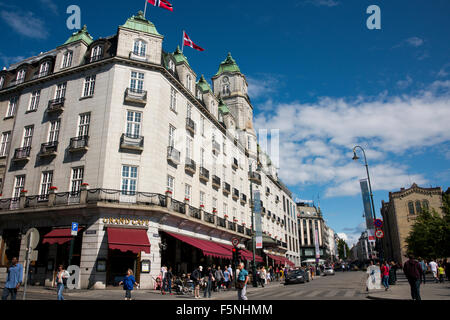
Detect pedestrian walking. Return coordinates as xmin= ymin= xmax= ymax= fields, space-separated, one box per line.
xmin=119 ymin=269 xmax=139 ymax=300
xmin=236 ymin=262 xmax=249 ymax=300
xmin=341 ymin=263 xmax=345 ymax=272
xmin=438 ymin=262 xmax=445 ymax=283
xmin=418 ymin=258 xmax=427 ymax=284
xmin=2 ymin=257 xmax=23 ymax=300
xmin=381 ymin=262 xmax=390 ymax=291
xmin=163 ymin=267 xmax=174 ymax=295
xmin=260 ymin=266 xmax=266 ymax=287
xmin=203 ymin=266 xmax=214 ymax=299
xmin=403 ymin=254 xmax=422 ymax=301
xmin=214 ymin=266 xmax=224 ymax=291
xmin=429 ymin=259 xmax=438 ymax=283
xmin=388 ymin=261 xmax=397 ymax=285
xmin=191 ymin=266 xmax=202 ymax=299
xmin=54 ymin=265 xmax=70 ymax=300
xmin=223 ymin=267 xmax=231 ymax=290
xmin=444 ymin=259 xmax=450 ymax=282
xmin=266 ymin=267 xmax=271 ymax=283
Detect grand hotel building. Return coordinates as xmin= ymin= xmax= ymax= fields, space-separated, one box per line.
xmin=0 ymin=12 xmax=300 ymax=289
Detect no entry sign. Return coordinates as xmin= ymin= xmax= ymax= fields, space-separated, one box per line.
xmin=375 ymin=229 xmax=384 ymax=239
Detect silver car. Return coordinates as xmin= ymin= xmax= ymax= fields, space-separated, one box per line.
xmin=323 ymin=267 xmax=335 ymax=276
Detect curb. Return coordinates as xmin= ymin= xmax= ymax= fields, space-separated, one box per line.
xmin=366 ymin=294 xmax=409 ymax=301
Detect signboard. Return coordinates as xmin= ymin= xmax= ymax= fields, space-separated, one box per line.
xmin=314 ymin=228 xmax=320 ymax=259
xmin=255 ymin=236 xmax=263 ymax=249
xmin=71 ymin=222 xmax=79 ymax=236
xmin=253 ymin=190 xmax=263 ymax=249
xmin=231 ymin=237 xmax=240 ymax=247
xmin=374 ymin=219 xmax=383 ymax=228
xmin=375 ymin=229 xmax=384 ymax=239
xmin=360 ymin=179 xmax=375 ymax=240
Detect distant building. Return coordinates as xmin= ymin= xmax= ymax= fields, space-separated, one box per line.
xmin=355 ymin=231 xmax=375 ymax=262
xmin=350 ymin=245 xmax=358 ymax=261
xmin=380 ymin=183 xmax=443 ymax=264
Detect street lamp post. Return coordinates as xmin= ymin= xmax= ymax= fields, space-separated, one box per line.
xmin=249 ymin=160 xmax=259 ymax=287
xmin=352 ymin=145 xmax=384 ymax=261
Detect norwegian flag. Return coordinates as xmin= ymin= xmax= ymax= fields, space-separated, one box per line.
xmin=183 ymin=31 xmax=204 ymax=52
xmin=147 ymin=0 xmax=173 ymax=12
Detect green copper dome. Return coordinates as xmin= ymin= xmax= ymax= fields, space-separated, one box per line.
xmin=121 ymin=11 xmax=161 ymax=36
xmin=197 ymin=75 xmax=212 ymax=93
xmin=215 ymin=52 xmax=241 ymax=76
xmin=218 ymin=98 xmax=230 ymax=115
xmin=172 ymin=46 xmax=189 ymax=65
xmin=63 ymin=25 xmax=93 ymax=46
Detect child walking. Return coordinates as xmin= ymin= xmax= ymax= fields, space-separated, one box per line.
xmin=119 ymin=269 xmax=139 ymax=300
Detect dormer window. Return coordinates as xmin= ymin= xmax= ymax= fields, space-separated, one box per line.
xmin=0 ymin=76 xmax=4 ymax=89
xmin=196 ymin=89 xmax=202 ymax=100
xmin=168 ymin=59 xmax=175 ymax=72
xmin=61 ymin=51 xmax=73 ymax=68
xmin=186 ymin=74 xmax=192 ymax=92
xmin=91 ymin=45 xmax=103 ymax=62
xmin=133 ymin=40 xmax=147 ymax=57
xmin=39 ymin=62 xmax=50 ymax=77
xmin=16 ymin=69 xmax=26 ymax=84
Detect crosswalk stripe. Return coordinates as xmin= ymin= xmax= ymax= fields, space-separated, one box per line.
xmin=304 ymin=290 xmax=323 ymax=297
xmin=323 ymin=290 xmax=339 ymax=297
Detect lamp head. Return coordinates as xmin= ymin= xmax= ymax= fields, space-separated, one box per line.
xmin=352 ymin=151 xmax=360 ymax=161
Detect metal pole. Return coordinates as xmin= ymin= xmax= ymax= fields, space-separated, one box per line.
xmin=68 ymin=237 xmax=75 ymax=266
xmin=181 ymin=31 xmax=185 ymax=53
xmin=144 ymin=0 xmax=148 ymax=18
xmin=249 ymin=162 xmax=257 ymax=287
xmin=22 ymin=234 xmax=31 ymax=300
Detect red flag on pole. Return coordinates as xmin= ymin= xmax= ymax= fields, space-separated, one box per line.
xmin=147 ymin=0 xmax=173 ymax=12
xmin=183 ymin=31 xmax=205 ymax=52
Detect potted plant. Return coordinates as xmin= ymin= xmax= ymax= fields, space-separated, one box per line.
xmin=200 ymin=204 xmax=205 ymax=208
xmin=212 ymin=208 xmax=217 ymax=214
xmin=81 ymin=183 xmax=89 ymax=186
xmin=50 ymin=186 xmax=58 ymax=191
xmin=224 ymin=214 xmax=229 ymax=219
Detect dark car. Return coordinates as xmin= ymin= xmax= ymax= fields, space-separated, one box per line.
xmin=284 ymin=269 xmax=309 ymax=285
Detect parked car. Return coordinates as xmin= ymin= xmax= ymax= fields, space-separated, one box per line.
xmin=323 ymin=267 xmax=335 ymax=276
xmin=285 ymin=269 xmax=309 ymax=284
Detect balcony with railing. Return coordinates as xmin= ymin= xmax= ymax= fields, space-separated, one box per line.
xmin=185 ymin=158 xmax=196 ymax=174
xmin=223 ymin=182 xmax=231 ymax=195
xmin=240 ymin=193 xmax=247 ymax=205
xmin=245 ymin=228 xmax=253 ymax=236
xmin=249 ymin=171 xmax=262 ymax=185
xmin=186 ymin=118 xmax=196 ymax=135
xmin=12 ymin=146 xmax=31 ymax=162
xmin=32 ymin=71 xmax=51 ymax=80
xmin=167 ymin=146 xmax=181 ymax=165
xmin=189 ymin=206 xmax=201 ymax=220
xmin=237 ymin=225 xmax=245 ymax=234
xmin=69 ymin=136 xmax=89 ymax=152
xmin=232 ymin=188 xmax=239 ymax=200
xmin=124 ymin=88 xmax=147 ymax=105
xmin=212 ymin=175 xmax=221 ymax=189
xmin=227 ymin=221 xmax=236 ymax=232
xmin=272 ymin=214 xmax=276 ymax=222
xmin=39 ymin=141 xmax=58 ymax=157
xmin=199 ymin=167 xmax=209 ymax=182
xmin=275 ymin=196 xmax=280 ymax=204
xmin=232 ymin=158 xmax=238 ymax=170
xmin=120 ymin=133 xmax=144 ymax=152
xmin=266 ymin=187 xmax=270 ymax=196
xmin=129 ymin=51 xmax=148 ymax=62
xmin=47 ymin=98 xmax=65 ymax=113
xmin=277 ymin=217 xmax=281 ymax=225
xmin=217 ymin=216 xmax=226 ymax=228
xmin=204 ymin=212 xmax=215 ymax=224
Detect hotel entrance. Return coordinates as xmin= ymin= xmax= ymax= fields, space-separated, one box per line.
xmin=106 ymin=250 xmax=140 ymax=286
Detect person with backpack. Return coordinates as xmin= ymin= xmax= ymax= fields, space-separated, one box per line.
xmin=403 ymin=254 xmax=422 ymax=301
xmin=191 ymin=266 xmax=202 ymax=299
xmin=55 ymin=264 xmax=70 ymax=300
xmin=119 ymin=268 xmax=139 ymax=300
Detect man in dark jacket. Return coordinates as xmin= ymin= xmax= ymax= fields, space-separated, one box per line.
xmin=403 ymin=254 xmax=422 ymax=301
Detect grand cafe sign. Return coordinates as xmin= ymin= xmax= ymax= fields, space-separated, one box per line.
xmin=102 ymin=217 xmax=150 ymax=227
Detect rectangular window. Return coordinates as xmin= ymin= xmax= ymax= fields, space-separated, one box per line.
xmin=130 ymin=72 xmax=144 ymax=93
xmin=223 ymin=203 xmax=228 ymax=216
xmin=170 ymin=88 xmax=177 ymax=112
xmin=185 ymin=184 xmax=191 ymax=200
xmin=39 ymin=171 xmax=53 ymax=200
xmin=16 ymin=69 xmax=26 ymax=83
xmin=61 ymin=51 xmax=73 ymax=68
xmin=22 ymin=126 xmax=34 ymax=148
xmin=168 ymin=125 xmax=176 ymax=147
xmin=48 ymin=119 xmax=61 ymax=142
xmin=121 ymin=166 xmax=138 ymax=195
xmin=70 ymin=167 xmax=84 ymax=195
xmin=29 ymin=90 xmax=40 ymax=111
xmin=223 ymin=139 xmax=226 ymax=155
xmin=0 ymin=132 xmax=10 ymax=157
xmin=233 ymin=207 xmax=237 ymax=219
xmin=55 ymin=82 xmax=67 ymax=99
xmin=200 ymin=148 xmax=205 ymax=167
xmin=6 ymin=97 xmax=18 ymax=118
xmin=13 ymin=175 xmax=25 ymax=199
xmin=223 ymin=165 xmax=227 ymax=182
xmin=126 ymin=111 xmax=142 ymax=137
xmin=78 ymin=113 xmax=90 ymax=137
xmin=187 ymin=103 xmax=192 ymax=119
xmin=39 ymin=62 xmax=50 ymax=76
xmin=167 ymin=175 xmax=174 ymax=193
xmin=83 ymin=75 xmax=96 ymax=97
xmin=186 ymin=137 xmax=192 ymax=159
xmin=0 ymin=76 xmax=4 ymax=89
xmin=201 ymin=116 xmax=205 ymax=136
xmin=200 ymin=191 xmax=205 ymax=206
xmin=212 ymin=197 xmax=217 ymax=211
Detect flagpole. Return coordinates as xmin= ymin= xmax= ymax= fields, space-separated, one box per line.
xmin=144 ymin=0 xmax=148 ymax=18
xmin=181 ymin=30 xmax=185 ymax=53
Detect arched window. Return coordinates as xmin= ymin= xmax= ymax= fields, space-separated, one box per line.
xmin=415 ymin=201 xmax=422 ymax=214
xmin=39 ymin=61 xmax=50 ymax=77
xmin=133 ymin=40 xmax=147 ymax=57
xmin=408 ymin=201 xmax=415 ymax=215
xmin=168 ymin=60 xmax=175 ymax=72
xmin=222 ymin=84 xmax=230 ymax=95
xmin=422 ymin=200 xmax=429 ymax=211
xmin=61 ymin=51 xmax=73 ymax=68
xmin=91 ymin=45 xmax=103 ymax=62
xmin=16 ymin=69 xmax=26 ymax=84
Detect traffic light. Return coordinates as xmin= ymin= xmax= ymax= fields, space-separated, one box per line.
xmin=232 ymin=246 xmax=241 ymax=265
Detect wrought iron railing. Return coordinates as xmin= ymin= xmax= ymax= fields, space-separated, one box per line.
xmin=217 ymin=217 xmax=226 ymax=228
xmin=167 ymin=146 xmax=181 ymax=164
xmin=212 ymin=175 xmax=221 ymax=187
xmin=70 ymin=136 xmax=89 ymax=150
xmin=47 ymin=98 xmax=65 ymax=111
xmin=40 ymin=141 xmax=58 ymax=155
xmin=189 ymin=206 xmax=201 ymax=220
xmin=199 ymin=167 xmax=209 ymax=180
xmin=186 ymin=118 xmax=196 ymax=133
xmin=204 ymin=212 xmax=215 ymax=224
xmin=185 ymin=158 xmax=196 ymax=173
xmin=121 ymin=133 xmax=144 ymax=149
xmin=13 ymin=147 xmax=31 ymax=160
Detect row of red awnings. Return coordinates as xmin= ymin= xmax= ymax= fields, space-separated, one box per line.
xmin=267 ymin=253 xmax=295 ymax=267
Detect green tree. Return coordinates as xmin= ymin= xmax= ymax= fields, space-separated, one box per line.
xmin=337 ymin=239 xmax=350 ymax=260
xmin=405 ymin=193 xmax=450 ymax=260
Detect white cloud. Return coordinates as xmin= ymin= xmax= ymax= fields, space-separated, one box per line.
xmin=0 ymin=10 xmax=48 ymax=39
xmin=254 ymin=81 xmax=450 ymax=198
xmin=247 ymin=75 xmax=281 ymax=100
xmin=437 ymin=63 xmax=450 ymax=78
xmin=405 ymin=37 xmax=424 ymax=47
xmin=0 ymin=53 xmax=26 ymax=69
xmin=396 ymin=75 xmax=413 ymax=89
xmin=39 ymin=0 xmax=58 ymax=15
xmin=302 ymin=0 xmax=340 ymax=7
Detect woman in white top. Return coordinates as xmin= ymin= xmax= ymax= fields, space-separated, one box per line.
xmin=55 ymin=265 xmax=70 ymax=300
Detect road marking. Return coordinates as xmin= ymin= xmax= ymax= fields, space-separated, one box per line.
xmin=323 ymin=290 xmax=339 ymax=297
xmin=344 ymin=290 xmax=356 ymax=297
xmin=304 ymin=290 xmax=323 ymax=297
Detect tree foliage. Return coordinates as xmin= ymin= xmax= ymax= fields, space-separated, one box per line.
xmin=405 ymin=192 xmax=450 ymax=260
xmin=337 ymin=239 xmax=350 ymax=260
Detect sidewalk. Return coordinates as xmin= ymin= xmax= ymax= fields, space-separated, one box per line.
xmin=366 ymin=276 xmax=450 ymax=301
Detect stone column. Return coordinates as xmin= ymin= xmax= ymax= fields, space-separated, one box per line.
xmin=139 ymin=223 xmax=161 ymax=290
xmin=48 ymin=189 xmax=56 ymax=207
xmin=80 ymin=185 xmax=89 ymax=204
xmin=19 ymin=192 xmax=27 ymax=209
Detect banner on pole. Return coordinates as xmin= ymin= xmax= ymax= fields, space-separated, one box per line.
xmin=360 ymin=179 xmax=375 ymax=240
xmin=253 ymin=190 xmax=263 ymax=249
xmin=314 ymin=228 xmax=320 ymax=259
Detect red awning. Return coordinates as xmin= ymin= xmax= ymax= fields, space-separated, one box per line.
xmin=267 ymin=254 xmax=285 ymax=265
xmin=218 ymin=243 xmax=264 ymax=263
xmin=166 ymin=232 xmax=232 ymax=260
xmin=42 ymin=228 xmax=84 ymax=245
xmin=107 ymin=227 xmax=150 ymax=254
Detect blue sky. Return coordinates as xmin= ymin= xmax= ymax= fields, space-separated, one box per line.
xmin=1 ymin=0 xmax=449 ymax=245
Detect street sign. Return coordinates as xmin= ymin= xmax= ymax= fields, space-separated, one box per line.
xmin=375 ymin=229 xmax=384 ymax=239
xmin=374 ymin=219 xmax=383 ymax=228
xmin=231 ymin=237 xmax=240 ymax=247
xmin=25 ymin=228 xmax=40 ymax=250
xmin=71 ymin=222 xmax=79 ymax=236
